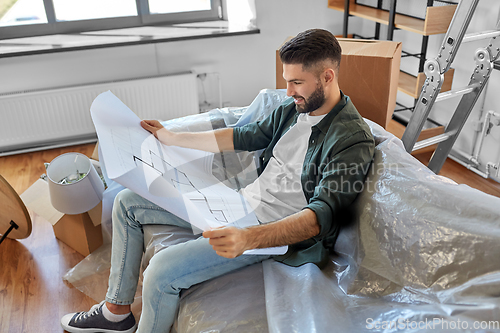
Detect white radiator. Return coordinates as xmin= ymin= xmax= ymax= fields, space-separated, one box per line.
xmin=0 ymin=73 xmax=199 ymax=155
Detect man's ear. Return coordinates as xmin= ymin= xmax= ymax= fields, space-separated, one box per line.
xmin=323 ymin=68 xmax=336 ymax=84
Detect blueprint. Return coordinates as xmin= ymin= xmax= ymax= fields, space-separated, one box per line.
xmin=90 ymin=91 xmax=259 ymax=231
xmin=90 ymin=91 xmax=287 ymax=255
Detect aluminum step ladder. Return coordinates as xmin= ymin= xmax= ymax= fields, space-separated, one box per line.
xmin=401 ymin=0 xmax=500 ymax=174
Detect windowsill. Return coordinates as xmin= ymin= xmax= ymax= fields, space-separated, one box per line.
xmin=0 ymin=20 xmax=259 ymax=58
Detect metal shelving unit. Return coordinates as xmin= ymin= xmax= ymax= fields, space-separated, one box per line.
xmin=328 ymin=0 xmax=459 ymax=153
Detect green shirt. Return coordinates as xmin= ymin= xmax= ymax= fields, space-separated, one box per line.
xmin=233 ymin=93 xmax=375 ymax=268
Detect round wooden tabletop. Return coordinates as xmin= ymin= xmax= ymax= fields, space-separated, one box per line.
xmin=0 ymin=174 xmax=32 ymax=240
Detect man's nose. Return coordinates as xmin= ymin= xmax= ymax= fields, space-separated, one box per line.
xmin=286 ymin=84 xmax=294 ymax=97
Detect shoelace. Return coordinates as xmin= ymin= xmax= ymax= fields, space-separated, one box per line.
xmin=74 ymin=301 xmax=105 ymax=322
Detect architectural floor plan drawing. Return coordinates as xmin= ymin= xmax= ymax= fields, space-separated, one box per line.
xmin=90 ymin=91 xmax=258 ymax=231
xmin=90 ymin=91 xmax=287 ymax=254
xmin=133 ymin=135 xmax=247 ymax=226
xmin=171 ymin=171 xmax=230 ymax=224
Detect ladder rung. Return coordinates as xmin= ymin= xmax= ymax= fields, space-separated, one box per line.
xmin=463 ymin=30 xmax=500 ymax=43
xmin=435 ymin=83 xmax=480 ymax=102
xmin=413 ymin=132 xmax=455 ymax=151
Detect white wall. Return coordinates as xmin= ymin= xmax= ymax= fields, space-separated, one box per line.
xmin=0 ymin=0 xmax=344 ymax=107
xmin=2 ymin=0 xmax=499 ymax=176
xmin=356 ymin=0 xmax=500 ymax=177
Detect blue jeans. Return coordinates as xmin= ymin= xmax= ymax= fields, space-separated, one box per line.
xmin=105 ymin=188 xmax=270 ymax=332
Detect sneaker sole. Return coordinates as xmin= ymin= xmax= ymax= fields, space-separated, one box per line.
xmin=61 ymin=322 xmax=137 ymax=333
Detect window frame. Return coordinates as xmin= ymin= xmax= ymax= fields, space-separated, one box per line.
xmin=0 ymin=0 xmax=222 ymax=40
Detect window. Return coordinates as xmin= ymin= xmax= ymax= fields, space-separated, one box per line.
xmin=0 ymin=0 xmax=47 ymax=26
xmin=149 ymin=0 xmax=211 ymax=15
xmin=51 ymin=0 xmax=138 ymax=22
xmin=0 ymin=0 xmax=222 ymax=39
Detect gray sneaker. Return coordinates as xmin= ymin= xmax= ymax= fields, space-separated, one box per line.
xmin=61 ymin=301 xmax=137 ymax=333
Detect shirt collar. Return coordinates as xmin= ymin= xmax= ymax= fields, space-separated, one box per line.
xmin=314 ymin=90 xmax=347 ymax=134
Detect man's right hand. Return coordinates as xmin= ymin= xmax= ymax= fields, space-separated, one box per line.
xmin=141 ymin=119 xmax=234 ymax=153
xmin=141 ymin=120 xmax=174 ymax=145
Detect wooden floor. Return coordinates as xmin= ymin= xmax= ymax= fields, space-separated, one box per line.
xmin=1 ymin=143 xmax=500 ymax=333
xmin=414 ymin=151 xmax=500 ymax=198
xmin=0 ymin=144 xmax=96 ymax=333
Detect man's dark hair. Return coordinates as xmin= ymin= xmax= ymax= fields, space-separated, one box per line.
xmin=279 ymin=29 xmax=342 ymax=73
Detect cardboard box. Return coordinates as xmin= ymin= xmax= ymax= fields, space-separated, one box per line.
xmin=92 ymin=142 xmax=99 ymax=161
xmin=276 ymin=38 xmax=402 ymax=129
xmin=52 ymin=205 xmax=102 ymax=257
xmin=20 ymin=178 xmax=103 ymax=257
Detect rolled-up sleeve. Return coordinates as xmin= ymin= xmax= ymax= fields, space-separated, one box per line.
xmin=232 ymin=105 xmax=284 ymax=152
xmin=306 ymin=131 xmax=375 ymax=240
xmin=233 ymin=122 xmax=272 ymax=152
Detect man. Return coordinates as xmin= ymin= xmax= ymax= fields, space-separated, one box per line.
xmin=61 ymin=28 xmax=375 ymax=333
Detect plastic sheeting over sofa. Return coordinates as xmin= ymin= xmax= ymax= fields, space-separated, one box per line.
xmin=64 ymin=89 xmax=500 ymax=332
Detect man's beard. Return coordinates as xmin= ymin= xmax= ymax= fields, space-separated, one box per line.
xmin=294 ymin=83 xmax=326 ymax=114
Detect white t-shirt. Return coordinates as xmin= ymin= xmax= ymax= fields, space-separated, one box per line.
xmin=240 ymin=112 xmax=327 ymax=223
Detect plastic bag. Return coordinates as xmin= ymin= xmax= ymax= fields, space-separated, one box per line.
xmin=64 ymin=91 xmax=500 ymax=332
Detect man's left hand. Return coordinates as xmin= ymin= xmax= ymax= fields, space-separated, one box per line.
xmin=203 ymin=227 xmax=250 ymax=258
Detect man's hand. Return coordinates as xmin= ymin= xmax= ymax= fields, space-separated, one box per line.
xmin=203 ymin=209 xmax=320 ymax=259
xmin=141 ymin=120 xmax=234 ymax=153
xmin=141 ymin=120 xmax=175 ymax=145
xmin=203 ymin=227 xmax=252 ymax=258
xmin=203 ymin=209 xmax=320 ymax=258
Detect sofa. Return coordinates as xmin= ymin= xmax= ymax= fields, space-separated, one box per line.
xmin=65 ymin=89 xmax=500 ymax=332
